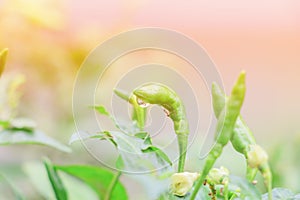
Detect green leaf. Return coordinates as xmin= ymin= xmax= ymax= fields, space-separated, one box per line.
xmin=113 ymin=88 xmax=130 ymax=101
xmin=22 ymin=162 xmax=56 ymax=199
xmin=135 ymin=132 xmax=152 ymax=145
xmin=115 ymin=155 xmax=125 ymax=170
xmin=43 ymin=158 xmax=68 ymax=200
xmin=262 ymin=188 xmax=296 ymax=200
xmin=142 ymin=145 xmax=172 ymax=166
xmin=0 ymin=173 xmax=25 ymax=200
xmin=69 ymin=131 xmax=172 ymax=172
xmin=0 ymin=48 xmax=8 ymax=77
xmin=92 ymin=105 xmax=110 ymax=116
xmin=134 ymin=131 xmax=149 ymax=140
xmin=70 ymin=130 xmax=173 ymax=199
xmin=55 ymin=165 xmax=128 ymax=200
xmin=58 ymin=172 xmax=98 ymax=200
xmin=110 ymin=131 xmax=169 ymax=170
xmin=69 ymin=131 xmax=117 ymax=147
xmin=6 ymin=118 xmax=37 ymax=132
xmin=90 ymin=104 xmax=141 ymax=134
xmin=0 ymin=129 xmax=71 ymax=153
xmin=23 ymin=161 xmax=98 ymax=200
xmin=69 ymin=131 xmax=91 ymax=145
xmin=69 ymin=131 xmax=109 ymax=145
xmin=229 ymin=175 xmax=261 ymax=199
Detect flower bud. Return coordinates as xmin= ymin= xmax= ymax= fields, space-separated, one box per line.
xmin=171 ymin=172 xmax=199 ymax=196
xmin=247 ymin=144 xmax=268 ymax=168
xmin=207 ymin=166 xmax=229 ymax=185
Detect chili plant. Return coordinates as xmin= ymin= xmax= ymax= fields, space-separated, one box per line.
xmin=2 ymin=48 xmax=300 ymax=199
xmin=70 ymin=71 xmax=300 ymax=199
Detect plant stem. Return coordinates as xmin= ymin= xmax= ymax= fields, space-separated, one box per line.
xmin=229 ymin=193 xmax=237 ymax=200
xmin=177 ymin=134 xmax=188 ymax=172
xmin=104 ymin=170 xmax=122 ymax=200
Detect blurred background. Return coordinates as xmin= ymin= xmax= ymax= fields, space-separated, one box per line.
xmin=0 ymin=0 xmax=299 ymax=199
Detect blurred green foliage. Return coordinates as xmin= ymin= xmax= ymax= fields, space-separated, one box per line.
xmin=0 ymin=0 xmax=91 ymax=142
xmin=269 ymin=136 xmax=300 ymax=193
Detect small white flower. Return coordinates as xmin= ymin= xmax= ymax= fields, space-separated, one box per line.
xmin=171 ymin=172 xmax=199 ymax=196
xmin=247 ymin=144 xmax=268 ymax=168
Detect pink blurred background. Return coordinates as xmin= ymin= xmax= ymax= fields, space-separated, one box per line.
xmin=1 ymin=0 xmax=299 ymax=141
xmin=1 ymin=0 xmax=300 ymax=197
xmin=68 ymin=0 xmax=300 ymax=141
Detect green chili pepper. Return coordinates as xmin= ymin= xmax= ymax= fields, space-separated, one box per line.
xmin=212 ymin=81 xmax=273 ymax=200
xmin=114 ymin=88 xmax=146 ymax=130
xmin=133 ymin=83 xmax=189 ymax=172
xmin=190 ymin=71 xmax=246 ymax=200
xmin=0 ymin=48 xmax=8 ymax=77
xmin=129 ymin=94 xmax=146 ymax=130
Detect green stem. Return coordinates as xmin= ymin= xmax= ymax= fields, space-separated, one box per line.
xmin=229 ymin=193 xmax=237 ymax=200
xmin=189 ymin=144 xmax=222 ymax=200
xmin=177 ymin=134 xmax=188 ymax=172
xmin=260 ymin=163 xmax=273 ymax=200
xmin=246 ymin=165 xmax=258 ymax=181
xmin=113 ymin=88 xmax=146 ymax=130
xmin=223 ymin=181 xmax=229 ymax=200
xmin=104 ymin=170 xmax=122 ymax=200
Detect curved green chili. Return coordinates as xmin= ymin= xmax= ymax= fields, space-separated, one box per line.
xmin=190 ymin=71 xmax=246 ymax=200
xmin=0 ymin=48 xmax=8 ymax=77
xmin=211 ymin=80 xmax=273 ymax=200
xmin=133 ymin=83 xmax=189 ymax=172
